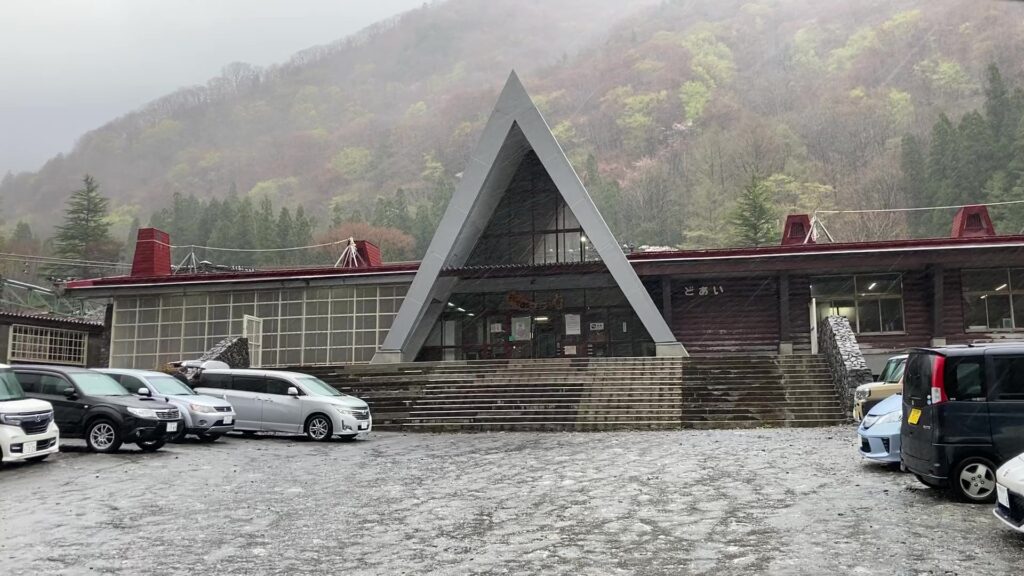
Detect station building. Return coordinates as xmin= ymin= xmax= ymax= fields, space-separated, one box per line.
xmin=64 ymin=74 xmax=1024 ymax=373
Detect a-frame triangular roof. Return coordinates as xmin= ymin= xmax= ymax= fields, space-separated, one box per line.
xmin=372 ymin=71 xmax=685 ymax=362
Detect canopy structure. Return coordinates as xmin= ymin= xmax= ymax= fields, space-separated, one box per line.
xmin=372 ymin=72 xmax=686 ymax=363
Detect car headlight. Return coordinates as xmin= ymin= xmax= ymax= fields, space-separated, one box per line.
xmin=333 ymin=406 xmax=358 ymax=415
xmin=189 ymin=404 xmax=218 ymax=413
xmin=875 ymin=410 xmax=902 ymax=426
xmin=127 ymin=407 xmax=158 ymax=419
xmin=854 ymin=388 xmax=869 ymax=401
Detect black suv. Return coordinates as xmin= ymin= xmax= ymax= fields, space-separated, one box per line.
xmin=14 ymin=365 xmax=183 ymax=453
xmin=901 ymin=345 xmax=1024 ymax=503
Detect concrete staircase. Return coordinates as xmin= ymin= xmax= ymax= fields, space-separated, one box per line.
xmin=292 ymin=354 xmax=845 ymax=432
xmin=679 ymin=355 xmax=846 ymax=428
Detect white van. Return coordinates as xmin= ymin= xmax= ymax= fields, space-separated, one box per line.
xmin=0 ymin=363 xmax=59 ymax=464
xmin=194 ymin=369 xmax=371 ymax=441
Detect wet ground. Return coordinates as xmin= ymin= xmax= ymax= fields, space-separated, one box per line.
xmin=1 ymin=427 xmax=1022 ymax=575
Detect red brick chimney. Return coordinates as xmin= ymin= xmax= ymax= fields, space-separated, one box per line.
xmin=131 ymin=228 xmax=172 ymax=277
xmin=781 ymin=214 xmax=814 ymax=246
xmin=354 ymin=240 xmax=382 ymax=266
xmin=951 ymin=205 xmax=996 ymax=239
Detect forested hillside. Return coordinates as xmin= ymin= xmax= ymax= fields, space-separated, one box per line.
xmin=4 ymin=0 xmax=1024 ymax=265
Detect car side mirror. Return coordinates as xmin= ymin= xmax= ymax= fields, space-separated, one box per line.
xmin=137 ymin=387 xmax=151 ymax=396
xmin=287 ymin=386 xmax=299 ymax=397
xmin=63 ymin=387 xmax=76 ymax=399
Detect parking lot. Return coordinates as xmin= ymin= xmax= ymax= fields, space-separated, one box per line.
xmin=1 ymin=427 xmax=1022 ymax=576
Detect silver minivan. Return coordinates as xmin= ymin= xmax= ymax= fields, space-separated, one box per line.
xmin=193 ymin=369 xmax=371 ymax=441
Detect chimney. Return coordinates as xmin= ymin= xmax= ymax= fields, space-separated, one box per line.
xmin=354 ymin=240 xmax=382 ymax=266
xmin=131 ymin=228 xmax=172 ymax=277
xmin=951 ymin=205 xmax=996 ymax=239
xmin=781 ymin=214 xmax=814 ymax=246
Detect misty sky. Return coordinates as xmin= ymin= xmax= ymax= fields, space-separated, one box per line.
xmin=0 ymin=0 xmax=427 ymax=175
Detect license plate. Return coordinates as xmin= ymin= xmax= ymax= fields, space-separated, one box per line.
xmin=358 ymin=423 xmax=368 ymax=430
xmin=23 ymin=441 xmax=36 ymax=455
xmin=997 ymin=484 xmax=1010 ymax=508
xmin=166 ymin=422 xmax=178 ymax=432
xmin=907 ymin=408 xmax=921 ymax=425
xmin=223 ymin=415 xmax=233 ymax=425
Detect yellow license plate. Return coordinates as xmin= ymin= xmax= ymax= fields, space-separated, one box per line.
xmin=908 ymin=408 xmax=921 ymax=425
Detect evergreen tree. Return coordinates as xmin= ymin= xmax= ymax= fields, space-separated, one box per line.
xmin=730 ymin=176 xmax=776 ymax=247
xmin=53 ymin=175 xmax=120 ymax=277
xmin=255 ymin=196 xmax=277 ymax=264
xmin=122 ymin=216 xmax=141 ymax=263
xmin=984 ymin=63 xmax=1012 ymax=162
xmin=292 ymin=206 xmax=314 ymax=265
xmin=956 ymin=110 xmax=996 ymax=204
xmin=275 ymin=207 xmax=295 ymax=260
xmin=232 ymin=197 xmax=257 ymax=266
xmin=926 ymin=113 xmax=960 ymax=230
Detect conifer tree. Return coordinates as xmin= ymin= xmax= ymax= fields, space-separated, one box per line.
xmin=730 ymin=176 xmax=776 ymax=247
xmin=53 ymin=175 xmax=120 ymax=277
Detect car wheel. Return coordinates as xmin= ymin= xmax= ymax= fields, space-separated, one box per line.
xmin=137 ymin=439 xmax=165 ymax=452
xmin=304 ymin=414 xmax=332 ymax=441
xmin=952 ymin=457 xmax=998 ymax=503
xmin=27 ymin=454 xmax=49 ymax=462
xmin=338 ymin=434 xmax=358 ymax=442
xmin=196 ymin=433 xmax=222 ymax=443
xmin=86 ymin=419 xmax=123 ymax=453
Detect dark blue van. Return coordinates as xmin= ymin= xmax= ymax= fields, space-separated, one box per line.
xmin=901 ymin=345 xmax=1024 ymax=503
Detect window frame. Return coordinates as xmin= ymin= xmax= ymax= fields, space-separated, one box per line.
xmin=811 ymin=273 xmax=906 ymax=336
xmin=961 ymin=268 xmax=1024 ymax=332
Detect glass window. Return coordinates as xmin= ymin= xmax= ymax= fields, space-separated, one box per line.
xmin=811 ymin=274 xmax=904 ymax=334
xmin=70 ymin=373 xmax=130 ymax=396
xmin=265 ymin=378 xmax=292 ymax=395
xmin=13 ymin=372 xmax=40 ymax=394
xmin=0 ymin=370 xmax=26 ymax=401
xmin=990 ymin=355 xmax=1024 ymax=400
xmin=295 ymin=377 xmax=341 ymax=397
xmin=147 ymin=375 xmax=195 ymax=395
xmin=944 ymin=358 xmax=985 ymax=401
xmin=232 ymin=376 xmax=266 ymax=393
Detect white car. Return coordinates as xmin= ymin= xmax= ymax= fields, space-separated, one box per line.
xmin=194 ymin=368 xmax=371 ymax=441
xmin=994 ymin=453 xmax=1024 ymax=532
xmin=0 ymin=363 xmax=59 ymax=464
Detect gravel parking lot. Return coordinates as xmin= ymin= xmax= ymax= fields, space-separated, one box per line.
xmin=1 ymin=427 xmax=1022 ymax=575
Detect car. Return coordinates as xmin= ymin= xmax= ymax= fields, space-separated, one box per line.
xmin=14 ymin=365 xmax=183 ymax=453
xmin=857 ymin=393 xmax=902 ymax=464
xmin=853 ymin=354 xmax=907 ymax=420
xmin=0 ymin=363 xmax=60 ymax=464
xmin=994 ymin=452 xmax=1024 ymax=532
xmin=901 ymin=345 xmax=1024 ymax=503
xmin=97 ymin=368 xmax=236 ymax=443
xmin=193 ymin=368 xmax=371 ymax=441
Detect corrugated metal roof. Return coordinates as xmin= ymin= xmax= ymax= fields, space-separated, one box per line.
xmin=0 ymin=311 xmax=104 ymax=328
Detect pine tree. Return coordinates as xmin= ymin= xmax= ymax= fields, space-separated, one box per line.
xmin=984 ymin=63 xmax=1012 ymax=162
xmin=53 ymin=175 xmax=120 ymax=277
xmin=730 ymin=176 xmax=776 ymax=247
xmin=293 ymin=206 xmax=315 ymax=265
xmin=275 ymin=207 xmax=295 ymax=260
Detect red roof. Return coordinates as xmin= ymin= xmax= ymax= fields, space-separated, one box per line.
xmin=62 ymin=234 xmax=1024 ymax=292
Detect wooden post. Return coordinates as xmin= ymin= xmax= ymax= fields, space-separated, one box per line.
xmin=779 ymin=273 xmax=792 ymax=355
xmin=932 ymin=265 xmax=945 ymax=346
xmin=661 ymin=276 xmax=673 ymax=324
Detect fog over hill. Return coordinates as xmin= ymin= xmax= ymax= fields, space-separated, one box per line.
xmin=3 ymin=0 xmax=1024 ymax=255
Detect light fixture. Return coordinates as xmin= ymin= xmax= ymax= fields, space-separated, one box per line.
xmin=534 ymin=316 xmax=550 ymax=322
xmin=997 ymin=284 xmax=1008 ymax=291
xmin=867 ymin=282 xmax=877 ymax=290
xmin=447 ymin=302 xmax=455 ymax=307
xmin=456 ymin=307 xmax=466 ymax=312
xmin=466 ymin=313 xmax=475 ymax=317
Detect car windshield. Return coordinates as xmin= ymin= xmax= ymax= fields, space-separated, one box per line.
xmin=880 ymin=358 xmax=906 ymax=383
xmin=296 ymin=377 xmax=342 ymax=397
xmin=70 ymin=373 xmax=130 ymax=396
xmin=147 ymin=375 xmax=196 ymax=395
xmin=0 ymin=370 xmax=26 ymax=401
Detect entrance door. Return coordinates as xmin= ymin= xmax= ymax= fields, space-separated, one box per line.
xmin=533 ymin=316 xmax=557 ymax=358
xmin=243 ymin=315 xmax=263 ymax=368
xmin=809 ymin=298 xmax=818 ymax=355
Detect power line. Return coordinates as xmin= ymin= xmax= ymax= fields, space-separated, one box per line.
xmin=149 ymin=238 xmax=352 ymax=253
xmin=815 ymin=199 xmax=1024 ymax=216
xmin=0 ymin=252 xmax=130 ymax=268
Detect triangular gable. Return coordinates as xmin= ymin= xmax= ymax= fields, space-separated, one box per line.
xmin=372 ymin=71 xmax=686 ymax=362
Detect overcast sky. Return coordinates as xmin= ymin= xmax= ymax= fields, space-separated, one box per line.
xmin=0 ymin=0 xmax=426 ymax=175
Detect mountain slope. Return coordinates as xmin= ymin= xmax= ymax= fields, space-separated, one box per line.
xmin=4 ymin=0 xmax=1024 ymax=252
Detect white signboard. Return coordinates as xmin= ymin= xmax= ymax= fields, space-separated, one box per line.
xmin=563 ymin=345 xmax=577 ymax=356
xmin=590 ymin=322 xmax=604 ymax=332
xmin=565 ymin=314 xmax=581 ymax=336
xmin=489 ymin=322 xmax=504 ymax=334
xmin=511 ymin=316 xmax=532 ymax=341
